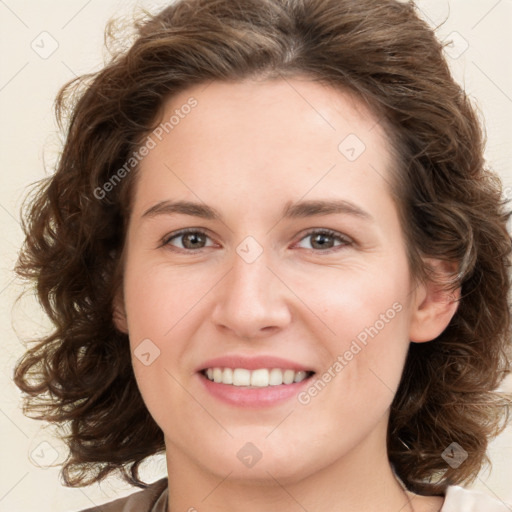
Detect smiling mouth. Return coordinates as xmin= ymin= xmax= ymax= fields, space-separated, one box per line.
xmin=200 ymin=367 xmax=315 ymax=388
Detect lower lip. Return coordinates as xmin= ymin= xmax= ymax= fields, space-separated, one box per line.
xmin=198 ymin=372 xmax=314 ymax=408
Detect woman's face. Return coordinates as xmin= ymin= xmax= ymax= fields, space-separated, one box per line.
xmin=115 ymin=77 xmax=447 ymax=482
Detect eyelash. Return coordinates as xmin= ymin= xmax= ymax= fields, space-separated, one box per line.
xmin=161 ymin=228 xmax=353 ymax=254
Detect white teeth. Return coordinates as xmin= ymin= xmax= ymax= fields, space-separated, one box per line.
xmin=269 ymin=368 xmax=283 ymax=385
xmin=203 ymin=367 xmax=312 ymax=387
xmin=283 ymin=369 xmax=295 ymax=385
xmin=250 ymin=369 xmax=269 ymax=387
xmin=233 ymin=368 xmax=251 ymax=386
xmin=213 ymin=368 xmax=223 ymax=383
xmin=222 ymin=367 xmax=233 ymax=384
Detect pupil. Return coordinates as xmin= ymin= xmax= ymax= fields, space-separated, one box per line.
xmin=313 ymin=233 xmax=332 ymax=249
xmin=185 ymin=233 xmax=204 ymax=248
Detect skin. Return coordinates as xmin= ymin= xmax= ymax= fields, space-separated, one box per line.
xmin=114 ymin=77 xmax=459 ymax=512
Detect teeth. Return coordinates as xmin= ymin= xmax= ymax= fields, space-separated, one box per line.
xmin=233 ymin=368 xmax=251 ymax=386
xmin=250 ymin=369 xmax=267 ymax=387
xmin=293 ymin=370 xmax=307 ymax=383
xmin=283 ymin=369 xmax=295 ymax=384
xmin=203 ymin=367 xmax=312 ymax=387
xmin=213 ymin=368 xmax=223 ymax=383
xmin=222 ymin=367 xmax=233 ymax=384
xmin=269 ymin=368 xmax=283 ymax=385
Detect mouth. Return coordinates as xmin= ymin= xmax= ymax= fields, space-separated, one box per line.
xmin=199 ymin=367 xmax=316 ymax=388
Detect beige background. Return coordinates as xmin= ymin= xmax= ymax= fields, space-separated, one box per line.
xmin=0 ymin=0 xmax=511 ymax=510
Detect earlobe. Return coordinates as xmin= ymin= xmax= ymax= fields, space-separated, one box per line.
xmin=112 ymin=290 xmax=129 ymax=334
xmin=409 ymin=259 xmax=461 ymax=343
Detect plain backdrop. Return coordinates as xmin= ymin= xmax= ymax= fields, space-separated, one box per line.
xmin=0 ymin=1 xmax=511 ymax=511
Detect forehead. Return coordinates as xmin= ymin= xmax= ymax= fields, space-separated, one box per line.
xmin=131 ymin=78 xmax=397 ymax=222
xmin=158 ymin=77 xmax=385 ymax=149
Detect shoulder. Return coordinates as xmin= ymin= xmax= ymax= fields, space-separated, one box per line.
xmin=441 ymin=485 xmax=511 ymax=512
xmin=75 ymin=477 xmax=168 ymax=512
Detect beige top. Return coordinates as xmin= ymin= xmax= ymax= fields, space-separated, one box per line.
xmin=78 ymin=477 xmax=511 ymax=512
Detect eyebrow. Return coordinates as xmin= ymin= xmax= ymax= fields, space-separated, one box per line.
xmin=141 ymin=198 xmax=374 ymax=222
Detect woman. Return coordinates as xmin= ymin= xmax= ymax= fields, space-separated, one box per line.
xmin=13 ymin=0 xmax=512 ymax=511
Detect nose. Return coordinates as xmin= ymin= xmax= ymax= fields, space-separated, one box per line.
xmin=210 ymin=250 xmax=292 ymax=340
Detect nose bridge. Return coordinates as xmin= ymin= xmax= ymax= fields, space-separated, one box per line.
xmin=211 ymin=243 xmax=291 ymax=338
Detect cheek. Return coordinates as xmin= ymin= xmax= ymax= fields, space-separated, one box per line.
xmin=123 ymin=261 xmax=217 ymax=340
xmin=121 ymin=261 xmax=212 ymax=400
xmin=123 ymin=269 xmax=201 ymax=432
xmin=303 ymin=262 xmax=410 ymax=345
xmin=301 ymin=267 xmax=411 ymax=405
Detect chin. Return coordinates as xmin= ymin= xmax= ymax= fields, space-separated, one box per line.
xmin=191 ymin=434 xmax=323 ymax=485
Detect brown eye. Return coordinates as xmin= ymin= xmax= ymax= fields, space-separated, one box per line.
xmin=163 ymin=230 xmax=213 ymax=251
xmin=296 ymin=229 xmax=352 ymax=252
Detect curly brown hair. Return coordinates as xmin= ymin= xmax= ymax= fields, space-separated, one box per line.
xmin=13 ymin=0 xmax=512 ymax=496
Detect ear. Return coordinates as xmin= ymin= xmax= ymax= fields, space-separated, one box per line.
xmin=409 ymin=259 xmax=461 ymax=343
xmin=112 ymin=288 xmax=129 ymax=334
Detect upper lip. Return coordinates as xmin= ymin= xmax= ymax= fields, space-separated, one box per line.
xmin=196 ymin=355 xmax=315 ymax=373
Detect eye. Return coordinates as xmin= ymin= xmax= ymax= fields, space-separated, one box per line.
xmin=294 ymin=229 xmax=352 ymax=253
xmin=161 ymin=228 xmax=353 ymax=253
xmin=162 ymin=229 xmax=215 ymax=251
